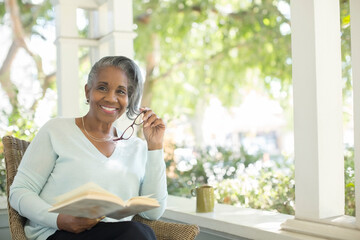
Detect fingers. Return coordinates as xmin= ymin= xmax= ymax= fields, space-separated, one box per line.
xmin=96 ymin=216 xmax=106 ymax=222
xmin=57 ymin=214 xmax=102 ymax=233
xmin=144 ymin=114 xmax=161 ymax=128
xmin=141 ymin=108 xmax=164 ymax=129
xmin=75 ymin=217 xmax=98 ymax=233
xmin=85 ymin=217 xmax=103 ymax=230
xmin=139 ymin=107 xmax=165 ymax=150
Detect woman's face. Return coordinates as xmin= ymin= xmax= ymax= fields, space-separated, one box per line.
xmin=86 ymin=66 xmax=129 ymax=123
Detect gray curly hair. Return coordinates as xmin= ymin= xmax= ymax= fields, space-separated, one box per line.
xmin=87 ymin=56 xmax=143 ymax=119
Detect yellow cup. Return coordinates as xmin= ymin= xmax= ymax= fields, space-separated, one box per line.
xmin=191 ymin=185 xmax=215 ymax=213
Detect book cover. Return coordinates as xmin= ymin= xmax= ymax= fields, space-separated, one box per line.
xmin=48 ymin=182 xmax=160 ymax=219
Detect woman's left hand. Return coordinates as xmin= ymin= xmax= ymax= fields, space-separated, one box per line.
xmin=140 ymin=107 xmax=165 ymax=150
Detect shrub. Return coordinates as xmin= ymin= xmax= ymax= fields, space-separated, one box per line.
xmin=166 ymin=141 xmax=355 ymax=216
xmin=344 ymin=145 xmax=355 ymax=216
xmin=165 ymin=141 xmax=295 ymax=215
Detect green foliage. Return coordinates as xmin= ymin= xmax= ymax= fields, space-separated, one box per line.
xmin=0 ymin=0 xmax=53 ymax=36
xmin=1 ymin=101 xmax=40 ymax=189
xmin=0 ymin=113 xmax=38 ymax=196
xmin=344 ymin=145 xmax=355 ymax=216
xmin=19 ymin=0 xmax=54 ymax=36
xmin=215 ymin=164 xmax=295 ymax=215
xmin=0 ymin=0 xmax=355 ymax=219
xmin=166 ymin=143 xmax=355 ymax=216
xmin=166 ymin=143 xmax=295 ymax=215
xmin=0 ymin=3 xmax=5 ymax=24
xmin=133 ymin=0 xmax=292 ymax=117
xmin=166 ymin=143 xmax=262 ymax=198
xmin=0 ymin=0 xmax=55 ymax=194
xmin=340 ymin=0 xmax=351 ymax=100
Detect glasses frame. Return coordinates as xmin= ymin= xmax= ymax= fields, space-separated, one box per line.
xmin=113 ymin=112 xmax=145 ymax=141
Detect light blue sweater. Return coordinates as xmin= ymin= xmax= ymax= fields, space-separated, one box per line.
xmin=9 ymin=118 xmax=168 ymax=240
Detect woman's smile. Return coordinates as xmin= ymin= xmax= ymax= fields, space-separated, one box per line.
xmin=85 ymin=66 xmax=129 ymax=121
xmin=100 ymin=105 xmax=119 ymax=114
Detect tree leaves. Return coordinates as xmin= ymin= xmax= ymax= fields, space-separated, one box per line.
xmin=134 ymin=0 xmax=292 ymax=117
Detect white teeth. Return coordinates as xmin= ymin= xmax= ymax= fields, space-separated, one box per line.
xmin=101 ymin=106 xmax=116 ymax=111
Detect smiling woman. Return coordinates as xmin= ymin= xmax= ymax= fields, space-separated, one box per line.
xmin=8 ymin=56 xmax=168 ymax=240
xmin=83 ymin=66 xmax=130 ymax=134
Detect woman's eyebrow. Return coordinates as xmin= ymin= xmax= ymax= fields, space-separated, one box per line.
xmin=97 ymin=81 xmax=109 ymax=85
xmin=117 ymin=86 xmax=128 ymax=91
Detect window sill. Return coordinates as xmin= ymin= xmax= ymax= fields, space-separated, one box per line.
xmin=163 ymin=195 xmax=359 ymax=240
xmin=281 ymin=216 xmax=360 ymax=240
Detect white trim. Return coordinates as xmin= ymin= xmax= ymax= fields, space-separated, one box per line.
xmin=350 ymin=0 xmax=360 ymax=228
xmin=54 ymin=37 xmax=99 ymax=47
xmin=281 ymin=218 xmax=360 ymax=240
xmin=98 ymin=31 xmax=137 ymax=44
xmin=97 ymin=31 xmax=137 ymax=59
xmin=51 ymin=0 xmax=107 ymax=9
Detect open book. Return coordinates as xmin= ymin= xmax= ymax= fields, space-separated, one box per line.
xmin=48 ymin=182 xmax=160 ymax=219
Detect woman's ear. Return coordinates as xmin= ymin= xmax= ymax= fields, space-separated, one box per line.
xmin=85 ymin=84 xmax=90 ymax=100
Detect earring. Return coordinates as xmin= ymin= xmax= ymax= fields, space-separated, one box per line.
xmin=85 ymin=99 xmax=89 ymax=105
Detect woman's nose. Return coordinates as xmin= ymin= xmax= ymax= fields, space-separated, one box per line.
xmin=104 ymin=91 xmax=117 ymax=102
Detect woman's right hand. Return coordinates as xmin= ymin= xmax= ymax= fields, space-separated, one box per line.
xmin=57 ymin=214 xmax=99 ymax=233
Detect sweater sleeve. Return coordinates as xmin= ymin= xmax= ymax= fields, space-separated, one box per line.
xmin=9 ymin=121 xmax=59 ymax=229
xmin=138 ymin=149 xmax=168 ymax=220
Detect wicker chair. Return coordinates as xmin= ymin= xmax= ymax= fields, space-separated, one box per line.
xmin=2 ymin=135 xmax=200 ymax=240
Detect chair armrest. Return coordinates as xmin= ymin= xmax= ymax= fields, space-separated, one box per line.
xmin=132 ymin=215 xmax=200 ymax=240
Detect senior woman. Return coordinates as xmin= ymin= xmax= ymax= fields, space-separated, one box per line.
xmin=9 ymin=56 xmax=167 ymax=240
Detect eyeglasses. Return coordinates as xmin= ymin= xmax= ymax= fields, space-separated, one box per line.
xmin=113 ymin=111 xmax=145 ymax=141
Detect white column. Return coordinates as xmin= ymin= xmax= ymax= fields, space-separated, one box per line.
xmin=53 ymin=0 xmax=77 ymax=38
xmin=291 ymin=0 xmax=344 ymax=220
xmin=53 ymin=0 xmax=136 ymax=116
xmin=99 ymin=32 xmax=136 ymax=58
xmin=97 ymin=0 xmax=136 ymax=59
xmin=53 ymin=0 xmax=80 ymax=117
xmin=111 ymin=0 xmax=133 ymax=32
xmin=56 ymin=39 xmax=79 ymax=117
xmin=350 ymin=0 xmax=360 ymax=227
xmin=89 ymin=10 xmax=100 ymax=64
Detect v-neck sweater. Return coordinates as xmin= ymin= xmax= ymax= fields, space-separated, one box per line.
xmin=9 ymin=117 xmax=168 ymax=240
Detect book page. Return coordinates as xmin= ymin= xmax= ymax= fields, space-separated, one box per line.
xmin=106 ymin=201 xmax=159 ymax=219
xmin=49 ymin=183 xmax=160 ymax=219
xmin=49 ymin=196 xmax=126 ymax=219
xmin=53 ymin=182 xmax=124 ymax=206
xmin=126 ymin=196 xmax=159 ymax=208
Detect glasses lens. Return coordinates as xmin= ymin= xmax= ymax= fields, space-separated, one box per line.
xmin=134 ymin=112 xmax=145 ymax=125
xmin=122 ymin=127 xmax=134 ymax=140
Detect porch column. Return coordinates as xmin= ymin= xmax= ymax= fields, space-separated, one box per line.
xmin=53 ymin=0 xmax=79 ymax=117
xmin=350 ymin=0 xmax=360 ymax=228
xmin=290 ymin=0 xmax=344 ymax=220
xmin=53 ymin=0 xmax=136 ymax=117
xmin=96 ymin=0 xmax=136 ymax=59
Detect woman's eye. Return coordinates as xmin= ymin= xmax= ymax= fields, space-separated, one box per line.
xmin=117 ymin=90 xmax=127 ymax=95
xmin=97 ymin=86 xmax=107 ymax=91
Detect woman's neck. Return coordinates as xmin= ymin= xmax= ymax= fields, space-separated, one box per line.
xmin=83 ymin=115 xmax=114 ymax=135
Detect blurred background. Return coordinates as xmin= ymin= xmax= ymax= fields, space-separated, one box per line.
xmin=0 ymin=0 xmax=355 ymax=216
